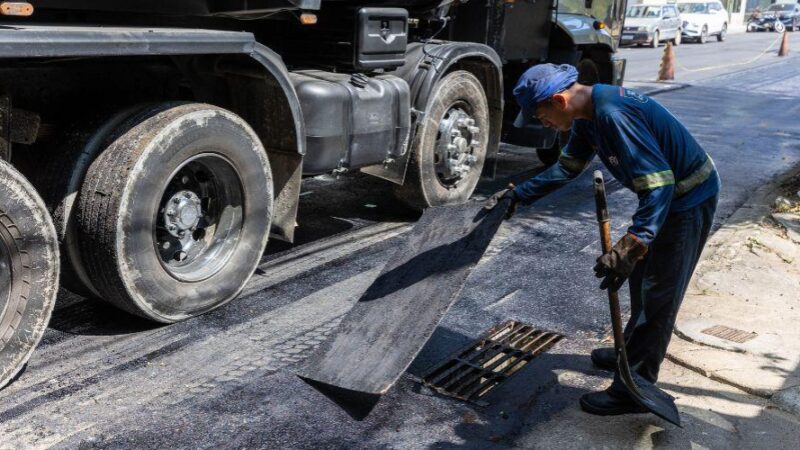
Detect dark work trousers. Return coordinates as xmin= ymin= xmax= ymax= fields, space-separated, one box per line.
xmin=611 ymin=193 xmax=718 ymax=393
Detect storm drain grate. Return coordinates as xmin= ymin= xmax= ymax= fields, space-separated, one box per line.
xmin=420 ymin=320 xmax=563 ymax=406
xmin=701 ymin=325 xmax=757 ymax=343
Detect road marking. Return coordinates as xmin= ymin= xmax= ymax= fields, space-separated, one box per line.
xmin=484 ymin=290 xmax=519 ymax=311
xmin=579 ymin=221 xmax=632 ymax=255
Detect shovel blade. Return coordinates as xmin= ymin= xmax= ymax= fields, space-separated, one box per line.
xmin=625 ymin=369 xmax=682 ymax=427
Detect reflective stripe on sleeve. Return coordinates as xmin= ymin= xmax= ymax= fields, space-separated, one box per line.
xmin=632 ymin=169 xmax=675 ymax=192
xmin=674 ymin=156 xmax=715 ymax=197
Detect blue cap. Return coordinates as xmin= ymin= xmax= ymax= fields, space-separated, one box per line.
xmin=513 ymin=63 xmax=578 ymax=128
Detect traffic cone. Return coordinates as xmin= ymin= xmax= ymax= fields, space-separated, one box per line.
xmin=779 ymin=31 xmax=789 ymax=57
xmin=657 ymin=42 xmax=675 ymax=81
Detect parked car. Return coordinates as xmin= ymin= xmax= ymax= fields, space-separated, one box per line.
xmin=621 ymin=2 xmax=683 ymax=48
xmin=747 ymin=3 xmax=800 ymax=32
xmin=678 ymin=1 xmax=728 ymax=43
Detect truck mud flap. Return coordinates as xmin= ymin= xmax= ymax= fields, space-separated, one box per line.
xmin=297 ymin=200 xmax=508 ymax=420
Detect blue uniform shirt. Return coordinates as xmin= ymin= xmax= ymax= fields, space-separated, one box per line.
xmin=514 ymin=84 xmax=721 ymax=246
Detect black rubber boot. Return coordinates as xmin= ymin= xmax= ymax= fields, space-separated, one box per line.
xmin=579 ymin=388 xmax=648 ymax=416
xmin=590 ymin=347 xmax=616 ymax=371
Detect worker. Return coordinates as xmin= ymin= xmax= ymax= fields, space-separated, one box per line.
xmin=486 ymin=63 xmax=720 ymax=416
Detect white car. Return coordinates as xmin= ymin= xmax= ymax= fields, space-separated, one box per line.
xmin=678 ymin=1 xmax=729 ymax=43
xmin=621 ymin=3 xmax=683 ymax=48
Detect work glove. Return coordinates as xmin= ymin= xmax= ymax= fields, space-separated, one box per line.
xmin=484 ymin=184 xmax=518 ymax=219
xmin=593 ymin=233 xmax=648 ymax=292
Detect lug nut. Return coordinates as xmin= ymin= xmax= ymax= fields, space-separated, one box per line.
xmin=466 ymin=118 xmax=475 ymax=127
xmin=184 ymin=192 xmax=192 ymax=199
xmin=167 ymin=208 xmax=176 ymax=217
xmin=172 ymin=198 xmax=180 ymax=204
xmin=168 ymin=224 xmax=177 ymax=232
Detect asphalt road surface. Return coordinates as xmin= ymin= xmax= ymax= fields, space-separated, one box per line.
xmin=620 ymin=30 xmax=789 ymax=82
xmin=2 ymin=35 xmax=800 ymax=448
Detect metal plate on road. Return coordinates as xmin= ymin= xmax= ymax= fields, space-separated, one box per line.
xmin=297 ymin=200 xmax=509 ymax=420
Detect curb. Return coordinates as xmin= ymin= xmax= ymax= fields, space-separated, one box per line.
xmin=666 ymin=163 xmax=800 ymax=414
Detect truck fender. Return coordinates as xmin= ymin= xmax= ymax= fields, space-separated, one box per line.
xmin=0 ymin=25 xmax=305 ymax=242
xmin=362 ymin=41 xmax=504 ymax=184
xmin=248 ymin=43 xmax=306 ymax=156
xmin=237 ymin=44 xmax=306 ymax=242
xmin=556 ymin=13 xmax=617 ymax=52
xmin=0 ymin=25 xmax=305 ymax=152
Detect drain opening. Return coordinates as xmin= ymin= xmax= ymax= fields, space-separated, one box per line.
xmin=701 ymin=324 xmax=757 ymax=343
xmin=420 ymin=320 xmax=563 ymax=406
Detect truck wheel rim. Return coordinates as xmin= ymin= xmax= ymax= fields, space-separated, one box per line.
xmin=154 ymin=153 xmax=244 ymax=282
xmin=434 ymin=105 xmax=481 ymax=188
xmin=0 ymin=231 xmax=11 ymax=314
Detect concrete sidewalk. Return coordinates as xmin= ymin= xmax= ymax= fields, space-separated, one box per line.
xmin=668 ymin=171 xmax=800 ymax=416
xmin=516 ymin=358 xmax=800 ymax=448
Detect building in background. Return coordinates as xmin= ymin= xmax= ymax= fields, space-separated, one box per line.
xmin=725 ymin=0 xmax=746 ymax=27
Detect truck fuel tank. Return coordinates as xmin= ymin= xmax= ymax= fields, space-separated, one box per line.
xmin=291 ymin=71 xmax=410 ymax=175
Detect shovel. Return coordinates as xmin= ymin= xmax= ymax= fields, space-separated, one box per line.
xmin=593 ymin=170 xmax=682 ymax=427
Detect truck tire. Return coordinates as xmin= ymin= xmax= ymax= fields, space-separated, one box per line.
xmin=28 ymin=107 xmax=145 ymax=298
xmin=76 ymin=104 xmax=273 ymax=323
xmin=394 ymin=70 xmax=489 ymax=210
xmin=0 ymin=160 xmax=59 ymax=388
xmin=577 ymin=58 xmax=601 ymax=85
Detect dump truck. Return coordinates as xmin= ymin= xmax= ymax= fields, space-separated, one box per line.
xmin=0 ymin=0 xmax=625 ymax=388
